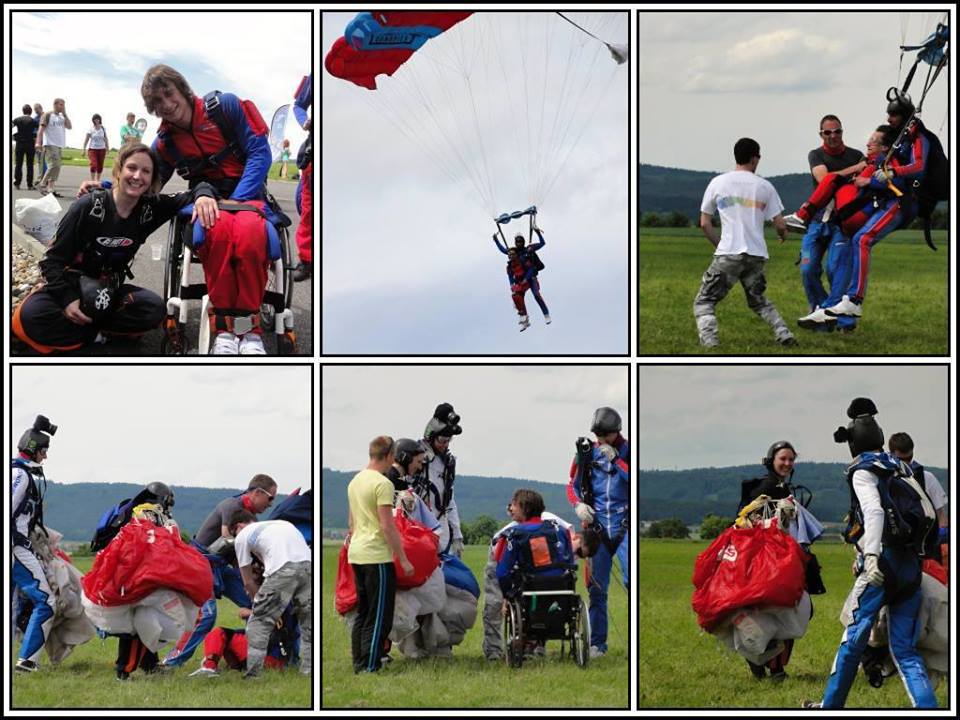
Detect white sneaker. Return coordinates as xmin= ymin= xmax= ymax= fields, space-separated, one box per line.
xmin=15 ymin=659 xmax=38 ymax=673
xmin=783 ymin=213 xmax=808 ymax=233
xmin=797 ymin=307 xmax=837 ymax=329
xmin=589 ymin=646 xmax=605 ymax=659
xmin=519 ymin=318 xmax=531 ymax=332
xmin=544 ymin=315 xmax=552 ymax=325
xmin=801 ymin=700 xmax=822 ymax=709
xmin=212 ymin=332 xmax=240 ymax=355
xmin=824 ymin=295 xmax=862 ymax=317
xmin=238 ymin=333 xmax=266 ymax=355
xmin=518 ymin=315 xmax=528 ymax=325
xmin=188 ymin=666 xmax=219 ymax=678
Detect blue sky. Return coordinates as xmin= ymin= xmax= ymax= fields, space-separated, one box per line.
xmin=11 ymin=10 xmax=310 ymax=153
xmin=322 ymin=12 xmax=629 ymax=354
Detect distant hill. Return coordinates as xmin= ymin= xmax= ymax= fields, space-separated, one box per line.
xmin=640 ymin=163 xmax=812 ymax=220
xmin=35 ymin=482 xmax=296 ymax=543
xmin=322 ymin=468 xmax=572 ymax=529
xmin=640 ymin=462 xmax=949 ymax=525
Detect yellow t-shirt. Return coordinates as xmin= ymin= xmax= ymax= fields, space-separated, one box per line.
xmin=346 ymin=468 xmax=395 ymax=565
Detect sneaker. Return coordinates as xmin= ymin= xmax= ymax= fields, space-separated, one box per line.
xmin=242 ymin=670 xmax=262 ymax=680
xmin=544 ymin=315 xmax=552 ymax=325
xmin=783 ymin=213 xmax=808 ymax=233
xmin=777 ymin=335 xmax=798 ymax=347
xmin=769 ymin=669 xmax=788 ymax=683
xmin=747 ymin=660 xmax=766 ymax=680
xmin=292 ymin=262 xmax=312 ymax=282
xmin=212 ymin=332 xmax=240 ymax=355
xmin=15 ymin=659 xmax=38 ymax=673
xmin=14 ymin=183 xmax=21 ymax=190
xmin=801 ymin=699 xmax=822 ymax=709
xmin=700 ymin=337 xmax=719 ymax=349
xmin=589 ymin=646 xmax=605 ymax=659
xmin=838 ymin=325 xmax=856 ymax=334
xmin=824 ymin=295 xmax=862 ymax=317
xmin=519 ymin=318 xmax=531 ymax=332
xmin=797 ymin=307 xmax=838 ymax=330
xmin=189 ymin=666 xmax=220 ymax=678
xmin=518 ymin=315 xmax=528 ymax=325
xmin=238 ymin=333 xmax=266 ymax=355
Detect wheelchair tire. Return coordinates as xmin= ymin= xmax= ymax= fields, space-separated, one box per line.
xmin=260 ymin=226 xmax=295 ymax=330
xmin=504 ymin=602 xmax=524 ymax=669
xmin=573 ymin=596 xmax=589 ymax=668
xmin=163 ymin=218 xmax=185 ymax=303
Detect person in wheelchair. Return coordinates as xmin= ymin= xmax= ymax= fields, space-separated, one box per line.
xmin=143 ymin=64 xmax=283 ymax=355
xmin=13 ymin=143 xmax=218 ymax=354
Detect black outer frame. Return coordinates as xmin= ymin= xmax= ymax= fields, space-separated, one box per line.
xmin=635 ymin=7 xmax=953 ymax=359
xmin=319 ymin=7 xmax=633 ymax=358
xmin=319 ymin=361 xmax=634 ymax=710
xmin=635 ymin=361 xmax=953 ymax=712
xmin=6 ymin=361 xmax=317 ymax=712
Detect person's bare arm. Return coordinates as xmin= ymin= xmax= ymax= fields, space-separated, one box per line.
xmin=378 ymin=505 xmax=413 ymax=576
xmin=699 ymin=212 xmax=720 ymax=248
xmin=771 ymin=214 xmax=788 ymax=243
xmin=240 ymin=563 xmax=259 ymax=598
xmin=812 ymin=160 xmax=866 ymax=183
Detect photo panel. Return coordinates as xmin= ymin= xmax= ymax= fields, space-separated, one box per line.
xmin=638 ymin=10 xmax=950 ymax=356
xmin=8 ymin=363 xmax=314 ymax=710
xmin=322 ymin=10 xmax=631 ymax=356
xmin=638 ymin=364 xmax=949 ymax=710
xmin=10 ymin=8 xmax=314 ymax=357
xmin=322 ymin=363 xmax=631 ymax=709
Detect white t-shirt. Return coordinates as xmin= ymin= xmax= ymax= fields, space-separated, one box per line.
xmin=701 ymin=170 xmax=783 ymax=258
xmin=234 ymin=519 xmax=310 ymax=577
xmin=921 ymin=469 xmax=948 ymax=511
xmin=87 ymin=126 xmax=107 ymax=150
xmin=42 ymin=112 xmax=67 ymax=148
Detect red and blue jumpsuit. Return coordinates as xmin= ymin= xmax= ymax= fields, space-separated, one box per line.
xmin=153 ymin=93 xmax=273 ymax=331
xmin=293 ymin=73 xmax=313 ymax=266
xmin=493 ymin=228 xmax=549 ymax=318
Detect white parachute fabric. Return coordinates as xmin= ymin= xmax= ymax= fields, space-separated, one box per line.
xmin=356 ymin=12 xmax=627 ymax=216
xmin=714 ymin=592 xmax=813 ymax=666
xmin=82 ymin=588 xmax=199 ymax=653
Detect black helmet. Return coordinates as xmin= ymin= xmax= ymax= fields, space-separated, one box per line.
xmin=424 ymin=402 xmax=462 ymax=440
xmin=393 ymin=438 xmax=426 ymax=470
xmin=144 ymin=481 xmax=175 ymax=513
xmin=885 ymin=87 xmax=915 ymax=119
xmin=762 ymin=440 xmax=797 ymax=471
xmin=514 ymin=233 xmax=525 ymax=247
xmin=591 ymin=407 xmax=622 ymax=435
xmin=17 ymin=414 xmax=57 ymax=459
xmin=834 ymin=398 xmax=884 ymax=458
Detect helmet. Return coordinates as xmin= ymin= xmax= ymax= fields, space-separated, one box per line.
xmin=762 ymin=440 xmax=797 ymax=471
xmin=144 ymin=481 xmax=175 ymax=513
xmin=885 ymin=87 xmax=915 ymax=119
xmin=424 ymin=402 xmax=463 ymax=440
xmin=17 ymin=414 xmax=57 ymax=459
xmin=514 ymin=233 xmax=525 ymax=247
xmin=834 ymin=398 xmax=884 ymax=458
xmin=393 ymin=438 xmax=426 ymax=470
xmin=591 ymin=407 xmax=622 ymax=435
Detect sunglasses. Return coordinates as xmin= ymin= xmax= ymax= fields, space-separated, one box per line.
xmin=254 ymin=487 xmax=276 ymax=504
xmin=821 ymin=129 xmax=843 ymax=137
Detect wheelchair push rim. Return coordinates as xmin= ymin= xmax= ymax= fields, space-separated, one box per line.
xmin=504 ymin=602 xmax=524 ymax=669
xmin=574 ymin=596 xmax=589 ymax=668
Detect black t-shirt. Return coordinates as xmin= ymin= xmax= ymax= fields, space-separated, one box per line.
xmin=807 ymin=146 xmax=864 ymax=189
xmin=40 ymin=183 xmax=214 ymax=306
xmin=13 ymin=115 xmax=38 ymax=146
xmin=738 ymin=473 xmax=791 ymax=513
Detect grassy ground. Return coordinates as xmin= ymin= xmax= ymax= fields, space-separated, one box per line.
xmin=12 ymin=557 xmax=311 ymax=710
xmin=27 ymin=148 xmax=299 ymax=181
xmin=322 ymin=544 xmax=629 ymax=709
xmin=639 ymin=539 xmax=949 ymax=709
xmin=639 ymin=228 xmax=949 ymax=355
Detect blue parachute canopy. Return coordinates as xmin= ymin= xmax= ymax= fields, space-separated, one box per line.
xmin=269 ymin=487 xmax=313 ymax=546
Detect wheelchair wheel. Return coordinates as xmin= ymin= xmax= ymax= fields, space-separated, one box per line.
xmin=163 ymin=218 xmax=185 ymax=303
xmin=573 ymin=597 xmax=589 ymax=668
xmin=260 ymin=227 xmax=295 ymax=330
xmin=503 ymin=602 xmax=524 ymax=669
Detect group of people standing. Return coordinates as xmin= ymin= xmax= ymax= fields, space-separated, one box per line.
xmin=346 ymin=403 xmax=630 ymax=673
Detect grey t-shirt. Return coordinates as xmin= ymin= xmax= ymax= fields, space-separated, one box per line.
xmin=194 ymin=495 xmax=245 ymax=547
xmin=807 ymin=146 xmax=864 ymax=189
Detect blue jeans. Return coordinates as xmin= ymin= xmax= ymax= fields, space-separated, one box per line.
xmin=587 ymin=531 xmax=626 ymax=652
xmin=800 ymin=219 xmax=855 ymax=329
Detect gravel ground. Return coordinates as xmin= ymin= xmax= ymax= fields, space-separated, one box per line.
xmin=11 ymin=243 xmax=43 ymax=314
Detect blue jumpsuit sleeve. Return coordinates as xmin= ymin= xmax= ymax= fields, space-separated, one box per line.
xmin=293 ymin=73 xmax=312 ymax=127
xmin=493 ymin=233 xmax=508 ymax=254
xmin=528 ymin=228 xmax=545 ymax=251
xmin=220 ymin=93 xmax=272 ymax=201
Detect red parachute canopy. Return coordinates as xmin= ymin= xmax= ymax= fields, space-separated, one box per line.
xmin=325 ymin=11 xmax=473 ymax=90
xmin=82 ymin=520 xmax=212 ymax=607
xmin=691 ymin=524 xmax=808 ymax=633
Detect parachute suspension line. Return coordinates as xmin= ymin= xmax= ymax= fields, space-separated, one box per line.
xmin=490 ymin=17 xmax=533 ymax=205
xmin=531 ymin=15 xmax=555 ymax=207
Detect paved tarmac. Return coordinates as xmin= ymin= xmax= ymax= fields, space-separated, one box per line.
xmin=10 ymin=163 xmax=313 ymax=356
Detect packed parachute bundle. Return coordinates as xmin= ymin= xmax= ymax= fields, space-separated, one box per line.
xmin=269 ymin=487 xmax=314 ymax=546
xmin=692 ymin=499 xmax=811 ymax=662
xmin=325 ymin=11 xmax=628 ymax=217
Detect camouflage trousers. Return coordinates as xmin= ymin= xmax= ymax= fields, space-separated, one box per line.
xmin=693 ymin=253 xmax=793 ymax=346
xmin=245 ymin=560 xmax=312 ymax=675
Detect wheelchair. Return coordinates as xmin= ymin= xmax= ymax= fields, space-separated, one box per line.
xmin=160 ymin=201 xmax=297 ymax=355
xmin=502 ymin=568 xmax=590 ymax=669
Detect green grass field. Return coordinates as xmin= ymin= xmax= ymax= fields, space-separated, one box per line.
xmin=12 ymin=557 xmax=310 ymax=710
xmin=639 ymin=539 xmax=949 ymax=709
xmin=322 ymin=544 xmax=629 ymax=709
xmin=639 ymin=228 xmax=949 ymax=355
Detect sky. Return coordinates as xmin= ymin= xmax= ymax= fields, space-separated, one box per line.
xmin=640 ymin=10 xmax=951 ymax=175
xmin=10 ymin=10 xmax=309 ymax=155
xmin=11 ymin=366 xmax=312 ymax=493
xmin=322 ymin=11 xmax=629 ymax=354
xmin=322 ymin=365 xmax=628 ymax=484
xmin=638 ymin=365 xmax=949 ymax=470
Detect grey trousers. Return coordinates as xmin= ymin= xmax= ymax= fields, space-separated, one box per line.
xmin=481 ymin=554 xmax=504 ymax=660
xmin=693 ymin=253 xmax=792 ymax=345
xmin=245 ymin=560 xmax=312 ymax=675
